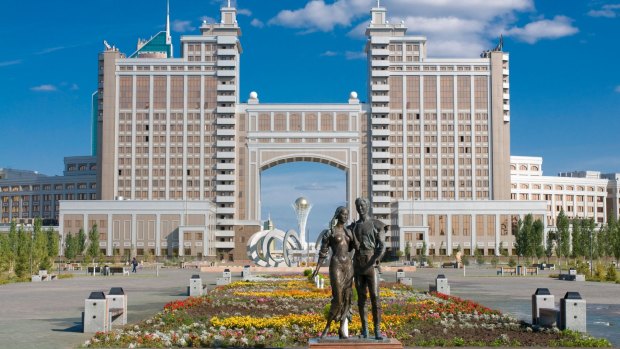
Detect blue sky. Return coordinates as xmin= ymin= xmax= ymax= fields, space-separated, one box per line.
xmin=1 ymin=0 xmax=619 ymax=238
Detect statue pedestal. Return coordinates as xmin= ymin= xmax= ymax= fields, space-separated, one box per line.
xmin=309 ymin=337 xmax=403 ymax=349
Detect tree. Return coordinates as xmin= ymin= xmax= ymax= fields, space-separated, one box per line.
xmin=77 ymin=228 xmax=86 ymax=256
xmin=532 ymin=219 xmax=545 ymax=261
xmin=571 ymin=219 xmax=584 ymax=259
xmin=556 ymin=210 xmax=570 ymax=267
xmin=395 ymin=250 xmax=404 ymax=261
xmin=404 ymin=242 xmax=411 ymax=261
xmin=32 ymin=218 xmax=50 ymax=271
xmin=86 ymin=224 xmax=101 ymax=264
xmin=14 ymin=225 xmax=31 ymax=278
xmin=64 ymin=234 xmax=77 ymax=260
xmin=580 ymin=218 xmax=595 ymax=261
xmin=46 ymin=227 xmax=59 ymax=260
xmin=610 ymin=217 xmax=620 ymax=263
xmin=6 ymin=221 xmax=18 ymax=276
xmin=499 ymin=241 xmax=508 ymax=257
xmin=0 ymin=233 xmax=9 ymax=273
xmin=545 ymin=230 xmax=555 ymax=263
xmin=514 ymin=216 xmax=528 ymax=265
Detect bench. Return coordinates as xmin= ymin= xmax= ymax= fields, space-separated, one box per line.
xmin=525 ymin=267 xmax=539 ymax=275
xmin=87 ymin=266 xmax=102 ymax=274
xmin=442 ymin=262 xmax=457 ymax=268
xmin=497 ymin=267 xmax=517 ymax=276
xmin=559 ymin=274 xmax=585 ymax=281
xmin=108 ymin=267 xmax=129 ymax=276
xmin=31 ymin=270 xmax=57 ymax=282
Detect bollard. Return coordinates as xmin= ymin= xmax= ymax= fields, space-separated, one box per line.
xmin=398 ymin=277 xmax=413 ymax=286
xmin=435 ymin=274 xmax=450 ymax=295
xmin=106 ymin=287 xmax=127 ymax=326
xmin=83 ymin=292 xmax=109 ymax=333
xmin=560 ymin=292 xmax=586 ymax=332
xmin=531 ymin=288 xmax=555 ymax=325
xmin=189 ymin=275 xmax=204 ymax=296
xmin=319 ymin=278 xmax=325 ymax=289
xmin=242 ymin=265 xmax=251 ymax=280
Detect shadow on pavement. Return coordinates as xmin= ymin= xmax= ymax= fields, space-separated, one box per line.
xmin=50 ymin=318 xmax=83 ymax=333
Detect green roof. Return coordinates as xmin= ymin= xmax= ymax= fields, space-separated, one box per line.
xmin=129 ymin=31 xmax=172 ymax=58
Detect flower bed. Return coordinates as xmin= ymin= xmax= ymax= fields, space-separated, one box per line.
xmin=85 ymin=275 xmax=611 ymax=348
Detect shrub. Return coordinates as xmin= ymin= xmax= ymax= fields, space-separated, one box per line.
xmin=508 ymin=257 xmax=516 ymax=267
xmin=462 ymin=256 xmax=470 ymax=266
xmin=490 ymin=256 xmax=499 ymax=268
xmin=303 ymin=269 xmax=313 ymax=277
xmin=594 ymin=263 xmax=607 ymax=281
xmin=606 ymin=264 xmax=618 ymax=282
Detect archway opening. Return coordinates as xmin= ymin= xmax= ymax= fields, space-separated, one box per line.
xmin=260 ymin=161 xmax=347 ymax=244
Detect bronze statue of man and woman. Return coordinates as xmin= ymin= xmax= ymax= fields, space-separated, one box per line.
xmin=311 ymin=197 xmax=386 ymax=340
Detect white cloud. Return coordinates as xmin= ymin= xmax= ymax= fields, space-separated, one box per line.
xmin=321 ymin=50 xmax=338 ymax=57
xmin=172 ymin=19 xmax=195 ymax=32
xmin=0 ymin=60 xmax=21 ymax=67
xmin=250 ymin=18 xmax=264 ymax=28
xmin=271 ymin=0 xmax=537 ymax=57
xmin=506 ymin=16 xmax=578 ymax=44
xmin=345 ymin=51 xmax=365 ymax=60
xmin=615 ymin=85 xmax=620 ymax=93
xmin=31 ymin=84 xmax=57 ymax=92
xmin=70 ymin=83 xmax=79 ymax=91
xmin=269 ymin=0 xmax=371 ymax=32
xmin=237 ymin=8 xmax=252 ymax=16
xmin=587 ymin=4 xmax=620 ymax=18
xmin=294 ymin=183 xmax=338 ymax=191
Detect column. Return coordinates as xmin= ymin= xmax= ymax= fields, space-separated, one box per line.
xmin=155 ymin=213 xmax=161 ymax=256
xmin=131 ymin=213 xmax=137 ymax=257
xmin=446 ymin=215 xmax=453 ymax=256
xmin=471 ymin=214 xmax=477 ymax=256
xmin=495 ymin=213 xmax=501 ymax=256
xmin=107 ymin=215 xmax=113 ymax=256
xmin=178 ymin=210 xmax=185 ymax=256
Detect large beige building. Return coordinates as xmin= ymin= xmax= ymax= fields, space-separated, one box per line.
xmin=59 ymin=2 xmax=618 ymax=260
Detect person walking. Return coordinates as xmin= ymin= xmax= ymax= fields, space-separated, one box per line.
xmin=131 ymin=257 xmax=138 ymax=273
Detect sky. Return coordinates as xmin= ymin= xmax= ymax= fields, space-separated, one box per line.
xmin=1 ymin=0 xmax=619 ymax=239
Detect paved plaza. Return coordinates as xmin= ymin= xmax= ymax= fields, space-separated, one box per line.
xmin=0 ymin=266 xmax=618 ymax=348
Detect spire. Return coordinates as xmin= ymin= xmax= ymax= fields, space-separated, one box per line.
xmin=166 ymin=0 xmax=171 ymax=44
xmin=228 ymin=0 xmax=231 ymax=7
xmin=165 ymin=0 xmax=173 ymax=57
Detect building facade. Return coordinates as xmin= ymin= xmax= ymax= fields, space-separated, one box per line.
xmin=84 ymin=2 xmax=543 ymax=259
xmin=50 ymin=2 xmax=616 ymax=259
xmin=0 ymin=156 xmax=97 ymax=224
xmin=511 ymin=156 xmax=618 ymax=226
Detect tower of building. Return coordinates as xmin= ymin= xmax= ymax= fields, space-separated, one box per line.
xmin=95 ymin=3 xmax=241 ymax=257
xmin=365 ymin=3 xmax=511 ymax=249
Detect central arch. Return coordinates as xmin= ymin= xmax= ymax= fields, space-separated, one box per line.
xmin=247 ymin=148 xmax=362 ymax=224
xmin=241 ymin=101 xmax=366 ymax=226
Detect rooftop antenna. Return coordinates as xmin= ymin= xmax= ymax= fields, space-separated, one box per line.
xmin=377 ymin=0 xmax=380 ymax=7
xmin=166 ymin=0 xmax=171 ymax=43
xmin=166 ymin=0 xmax=173 ymax=56
xmin=228 ymin=0 xmax=231 ymax=7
